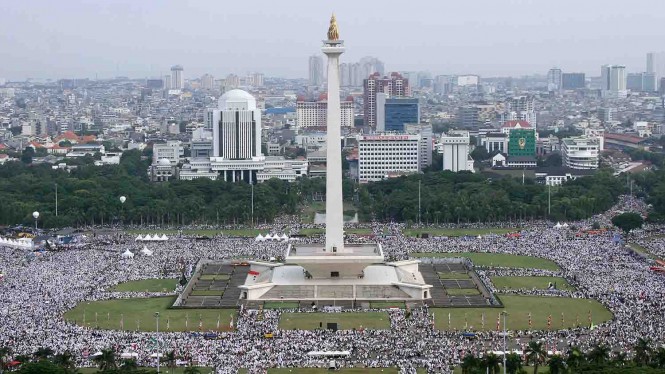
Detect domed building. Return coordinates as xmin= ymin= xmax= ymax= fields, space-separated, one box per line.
xmin=148 ymin=157 xmax=179 ymax=182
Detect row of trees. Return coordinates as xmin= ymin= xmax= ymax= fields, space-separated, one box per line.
xmin=0 ymin=346 xmax=201 ymax=374
xmin=461 ymin=339 xmax=665 ymax=374
xmin=0 ymin=150 xmax=631 ymax=228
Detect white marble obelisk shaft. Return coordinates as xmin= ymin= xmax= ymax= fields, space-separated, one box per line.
xmin=322 ymin=40 xmax=345 ymax=252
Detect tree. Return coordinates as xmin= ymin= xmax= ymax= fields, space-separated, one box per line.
xmin=634 ymin=338 xmax=652 ymax=367
xmin=525 ymin=341 xmax=547 ymax=374
xmin=184 ymin=366 xmax=202 ymax=374
xmin=654 ymin=347 xmax=665 ymax=369
xmin=461 ymin=353 xmax=480 ymax=374
xmin=33 ymin=347 xmax=54 ymax=361
xmin=482 ymin=353 xmax=501 ymax=374
xmin=15 ymin=360 xmax=65 ymax=374
xmin=587 ymin=344 xmax=610 ymax=366
xmin=164 ymin=350 xmax=177 ymax=373
xmin=59 ymin=140 xmax=72 ymax=147
xmin=119 ymin=358 xmax=138 ymax=372
xmin=547 ymin=354 xmax=567 ymax=374
xmin=0 ymin=346 xmax=11 ymax=371
xmin=21 ymin=147 xmax=34 ymax=164
xmin=93 ymin=348 xmax=117 ymax=371
xmin=566 ymin=346 xmax=585 ymax=369
xmin=505 ymin=352 xmax=523 ymax=374
xmin=471 ymin=146 xmax=490 ymax=161
xmin=611 ymin=212 xmax=644 ymax=235
xmin=53 ymin=351 xmax=76 ymax=373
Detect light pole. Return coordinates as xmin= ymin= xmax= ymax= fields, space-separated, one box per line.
xmin=502 ymin=311 xmax=508 ymax=374
xmin=154 ymin=311 xmax=160 ymax=373
xmin=32 ymin=211 xmax=39 ymax=231
xmin=119 ymin=196 xmax=126 ymax=227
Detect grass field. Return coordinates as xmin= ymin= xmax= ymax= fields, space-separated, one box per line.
xmin=628 ymin=243 xmax=659 ymax=260
xmin=445 ymin=288 xmax=481 ymax=296
xmin=64 ymin=296 xmax=236 ymax=332
xmin=301 ymin=201 xmax=358 ymax=224
xmin=369 ymin=301 xmax=405 ymax=309
xmin=402 ymin=227 xmax=518 ymax=237
xmin=432 ymin=295 xmax=612 ymax=331
xmin=126 ymin=229 xmax=221 ymax=237
xmin=491 ymin=276 xmax=575 ymax=291
xmin=298 ymin=228 xmax=373 ymax=236
xmin=111 ymin=279 xmax=178 ymax=293
xmin=79 ymin=367 xmax=214 ymax=374
xmin=264 ymin=301 xmax=300 ymax=309
xmin=279 ymin=312 xmax=390 ymax=330
xmin=411 ymin=252 xmax=559 ymax=270
xmin=438 ymin=272 xmax=470 ymax=279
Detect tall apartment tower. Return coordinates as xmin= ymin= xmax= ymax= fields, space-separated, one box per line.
xmin=547 ymin=68 xmax=562 ymax=92
xmin=363 ymin=72 xmax=410 ymax=127
xmin=601 ymin=65 xmax=627 ymax=98
xmin=647 ymin=52 xmax=657 ymax=74
xmin=170 ymin=65 xmax=184 ymax=90
xmin=308 ymin=55 xmax=324 ymax=86
xmin=200 ymin=74 xmax=214 ymax=90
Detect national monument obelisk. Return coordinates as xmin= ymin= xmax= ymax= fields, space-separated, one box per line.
xmin=322 ymin=14 xmax=345 ymax=253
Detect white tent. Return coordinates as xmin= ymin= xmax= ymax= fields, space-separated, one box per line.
xmin=142 ymin=234 xmax=151 ymax=241
xmin=121 ymin=249 xmax=134 ymax=259
xmin=120 ymin=352 xmax=138 ymax=359
xmin=562 ymin=223 xmax=569 ymax=227
xmin=280 ymin=234 xmax=289 ymax=241
xmin=140 ymin=246 xmax=153 ymax=256
xmin=135 ymin=234 xmax=144 ymax=241
xmin=264 ymin=233 xmax=273 ymax=240
xmin=160 ymin=234 xmax=168 ymax=241
xmin=149 ymin=353 xmax=164 ymax=358
xmin=255 ymin=234 xmax=264 ymax=242
xmin=90 ymin=351 xmax=103 ymax=357
xmin=554 ymin=222 xmax=562 ymax=228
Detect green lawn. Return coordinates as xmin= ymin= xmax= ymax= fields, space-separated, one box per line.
xmin=438 ymin=272 xmax=470 ymax=279
xmin=79 ymin=368 xmax=214 ymax=374
xmin=111 ymin=279 xmax=178 ymax=293
xmin=64 ymin=296 xmax=236 ymax=332
xmin=279 ymin=312 xmax=390 ymax=330
xmin=264 ymin=301 xmax=300 ymax=309
xmin=299 ymin=228 xmax=373 ymax=236
xmin=446 ymin=288 xmax=481 ymax=296
xmin=299 ymin=228 xmax=325 ymax=236
xmin=403 ymin=227 xmax=518 ymax=237
xmin=199 ymin=274 xmax=230 ymax=281
xmin=222 ymin=229 xmax=263 ymax=237
xmin=432 ymin=295 xmax=612 ymax=331
xmin=369 ymin=301 xmax=405 ymax=309
xmin=491 ymin=276 xmax=576 ymax=291
xmin=628 ymin=243 xmax=659 ymax=260
xmin=411 ymin=252 xmax=559 ymax=270
xmin=126 ymin=229 xmax=221 ymax=237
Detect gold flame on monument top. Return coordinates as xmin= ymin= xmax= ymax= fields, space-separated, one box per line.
xmin=327 ymin=13 xmax=339 ymax=41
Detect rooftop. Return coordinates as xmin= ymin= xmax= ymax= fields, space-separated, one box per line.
xmin=288 ymin=243 xmax=382 ymax=257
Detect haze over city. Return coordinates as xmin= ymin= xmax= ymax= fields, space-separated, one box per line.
xmin=2 ymin=0 xmax=664 ymax=80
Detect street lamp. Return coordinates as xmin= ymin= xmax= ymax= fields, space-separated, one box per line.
xmin=32 ymin=211 xmax=39 ymax=231
xmin=502 ymin=311 xmax=508 ymax=374
xmin=119 ymin=196 xmax=126 ymax=227
xmin=154 ymin=312 xmax=160 ymax=373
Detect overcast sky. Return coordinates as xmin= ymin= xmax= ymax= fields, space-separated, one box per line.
xmin=1 ymin=0 xmax=664 ymax=81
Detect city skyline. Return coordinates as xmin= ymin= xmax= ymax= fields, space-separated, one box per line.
xmin=1 ymin=0 xmax=664 ymax=81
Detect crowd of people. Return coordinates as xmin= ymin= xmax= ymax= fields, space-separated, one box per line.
xmin=0 ymin=195 xmax=664 ymax=373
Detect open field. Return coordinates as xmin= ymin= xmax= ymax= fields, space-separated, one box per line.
xmin=411 ymin=252 xmax=559 ymax=270
xmin=491 ymin=276 xmax=575 ymax=291
xmin=279 ymin=312 xmax=390 ymax=330
xmin=64 ymin=296 xmax=236 ymax=332
xmin=299 ymin=228 xmax=373 ymax=236
xmin=79 ymin=367 xmax=214 ymax=374
xmin=402 ymin=227 xmax=519 ymax=237
xmin=628 ymin=243 xmax=659 ymax=260
xmin=301 ymin=201 xmax=358 ymax=224
xmin=126 ymin=228 xmax=264 ymax=237
xmin=432 ymin=295 xmax=612 ymax=331
xmin=369 ymin=301 xmax=405 ymax=309
xmin=111 ymin=278 xmax=178 ymax=292
xmin=263 ymin=301 xmax=300 ymax=309
xmin=189 ymin=290 xmax=224 ymax=296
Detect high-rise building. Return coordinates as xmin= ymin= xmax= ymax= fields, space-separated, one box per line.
xmin=505 ymin=96 xmax=536 ymax=127
xmin=153 ymin=141 xmax=184 ymax=164
xmin=224 ymin=74 xmax=240 ymax=89
xmin=382 ymin=98 xmax=419 ymax=133
xmin=207 ymin=89 xmax=261 ymax=161
xmin=404 ymin=123 xmax=433 ymax=171
xmin=170 ymin=65 xmax=184 ymax=90
xmin=562 ymin=136 xmax=600 ymax=169
xmin=562 ymin=73 xmax=585 ymax=90
xmin=163 ymin=75 xmax=172 ymax=90
xmin=200 ymin=74 xmax=214 ymax=90
xmin=357 ymin=134 xmax=420 ymax=182
xmin=363 ymin=72 xmax=410 ymax=127
xmin=252 ymin=73 xmax=264 ymax=87
xmin=647 ymin=52 xmax=657 ymax=74
xmin=296 ymin=99 xmax=354 ymax=128
xmin=547 ymin=68 xmax=562 ymax=91
xmin=627 ymin=72 xmax=657 ymax=92
xmin=308 ymin=55 xmax=324 ymax=86
xmin=601 ymin=65 xmax=627 ymax=98
xmin=438 ymin=131 xmax=473 ymax=173
xmin=146 ymin=79 xmax=164 ymax=90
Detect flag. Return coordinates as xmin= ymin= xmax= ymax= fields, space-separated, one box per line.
xmin=576 ymin=314 xmax=579 ymax=326
xmin=120 ymin=314 xmax=124 ymax=330
xmin=185 ymin=313 xmax=189 ymax=329
xmin=229 ymin=314 xmax=234 ymax=330
xmin=198 ymin=315 xmax=203 ymax=331
xmin=547 ymin=315 xmax=552 ymax=329
xmin=528 ymin=312 xmax=532 ymax=328
xmin=496 ymin=313 xmax=500 ymax=332
xmin=481 ymin=313 xmax=485 ymax=329
xmin=448 ymin=313 xmax=451 ymax=327
xmin=166 ymin=318 xmax=170 ymax=331
xmin=588 ymin=310 xmax=592 ymax=324
xmin=464 ymin=313 xmax=468 ymax=329
xmin=561 ymin=312 xmax=565 ymax=326
xmin=95 ymin=312 xmax=98 ymax=324
xmin=216 ymin=314 xmax=220 ymax=330
xmin=107 ymin=312 xmax=110 ymax=321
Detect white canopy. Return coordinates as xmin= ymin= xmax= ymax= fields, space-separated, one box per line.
xmin=135 ymin=234 xmax=143 ymax=241
xmin=264 ymin=233 xmax=273 ymax=240
xmin=0 ymin=236 xmax=34 ymax=249
xmin=159 ymin=234 xmax=168 ymax=241
xmin=562 ymin=223 xmax=569 ymax=227
xmin=121 ymin=249 xmax=134 ymax=259
xmin=554 ymin=222 xmax=562 ymax=228
xmin=140 ymin=246 xmax=153 ymax=256
xmin=280 ymin=234 xmax=289 ymax=241
xmin=255 ymin=234 xmax=264 ymax=242
xmin=307 ymin=351 xmax=351 ymax=357
xmin=90 ymin=351 xmax=103 ymax=357
xmin=149 ymin=353 xmax=164 ymax=358
xmin=120 ymin=352 xmax=138 ymax=358
xmin=143 ymin=234 xmax=153 ymax=241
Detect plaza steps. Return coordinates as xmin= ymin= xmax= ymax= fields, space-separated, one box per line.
xmin=419 ymin=264 xmax=449 ymax=306
xmin=262 ymin=285 xmax=315 ymax=299
xmin=356 ymin=285 xmax=411 ymax=299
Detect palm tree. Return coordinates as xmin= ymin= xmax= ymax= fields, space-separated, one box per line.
xmin=482 ymin=352 xmax=501 ymax=374
xmin=566 ymin=346 xmax=585 ymax=369
xmin=184 ymin=366 xmax=202 ymax=374
xmin=654 ymin=347 xmax=665 ymax=369
xmin=53 ymin=350 xmax=76 ymax=373
xmin=612 ymin=351 xmax=628 ymax=367
xmin=461 ymin=353 xmax=480 ymax=374
xmin=93 ymin=348 xmax=117 ymax=371
xmin=505 ymin=352 xmax=523 ymax=374
xmin=547 ymin=354 xmax=567 ymax=374
xmin=635 ymin=337 xmax=652 ymax=366
xmin=525 ymin=341 xmax=547 ymax=374
xmin=164 ymin=350 xmax=177 ymax=373
xmin=587 ymin=344 xmax=610 ymax=366
xmin=0 ymin=346 xmax=11 ymax=371
xmin=14 ymin=354 xmax=31 ymax=366
xmin=119 ymin=358 xmax=138 ymax=372
xmin=33 ymin=347 xmax=54 ymax=361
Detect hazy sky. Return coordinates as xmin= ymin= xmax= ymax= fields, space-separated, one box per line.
xmin=1 ymin=0 xmax=664 ymax=80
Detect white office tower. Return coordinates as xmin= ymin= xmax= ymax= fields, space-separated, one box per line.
xmin=308 ymin=55 xmax=324 ymax=86
xmin=562 ymin=136 xmax=600 ymax=170
xmin=170 ymin=65 xmax=184 ymax=90
xmin=375 ymin=92 xmax=388 ymax=132
xmin=358 ymin=134 xmax=421 ymax=183
xmin=296 ymin=100 xmax=354 ymax=128
xmin=547 ymin=68 xmax=562 ymax=92
xmin=438 ymin=131 xmax=473 ymax=172
xmin=209 ymin=89 xmax=261 ymax=160
xmin=601 ymin=65 xmax=627 ymax=99
xmin=200 ymin=74 xmax=214 ymax=90
xmin=163 ymin=75 xmax=172 ymax=90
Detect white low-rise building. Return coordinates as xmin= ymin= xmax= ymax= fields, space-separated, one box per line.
xmin=562 ymin=136 xmax=600 ymax=170
xmin=358 ymin=134 xmax=420 ymax=183
xmin=437 ymin=130 xmax=474 ymax=172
